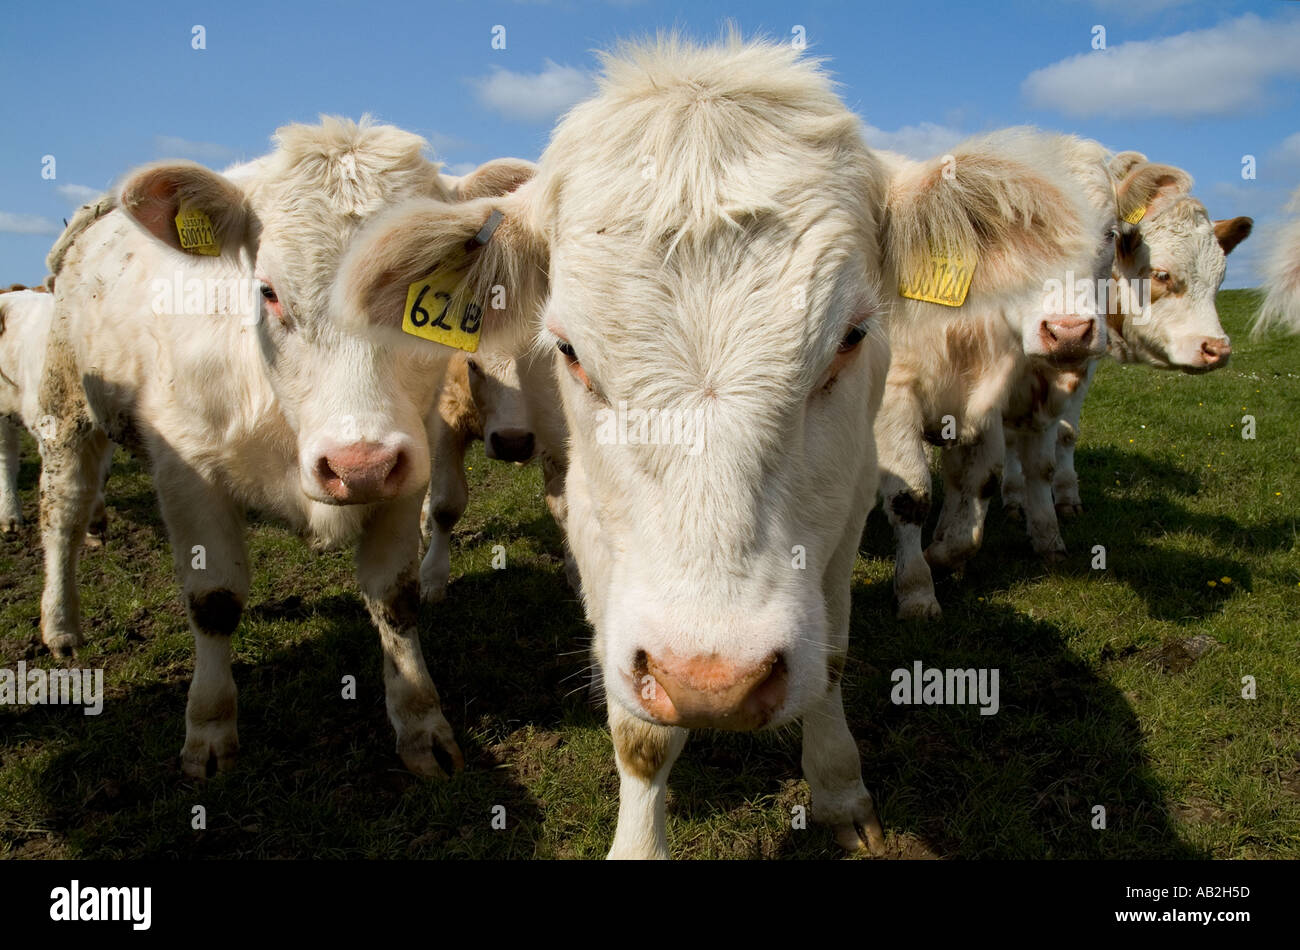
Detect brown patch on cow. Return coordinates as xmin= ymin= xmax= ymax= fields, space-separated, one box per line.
xmin=1213 ymin=217 xmax=1252 ymax=256
xmin=188 ymin=588 xmax=244 ymax=636
xmin=438 ymin=354 xmax=484 ymax=442
xmin=375 ymin=568 xmax=420 ymax=630
xmin=890 ymin=491 xmax=931 ymax=525
xmin=611 ymin=715 xmax=674 ymax=782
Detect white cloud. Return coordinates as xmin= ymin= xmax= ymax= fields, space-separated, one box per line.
xmin=1022 ymin=13 xmax=1300 ymax=118
xmin=56 ymin=183 xmax=100 ymax=205
xmin=0 ymin=211 xmax=61 ymax=235
xmin=862 ymin=121 xmax=966 ymax=159
xmin=473 ymin=60 xmax=594 ymax=121
xmin=154 ymin=135 xmax=238 ymax=163
xmin=1270 ymin=131 xmax=1300 ymax=169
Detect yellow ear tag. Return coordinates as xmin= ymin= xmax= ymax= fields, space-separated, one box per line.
xmin=1122 ymin=205 xmax=1147 ymax=225
xmin=174 ymin=208 xmax=221 ymax=256
xmin=400 ymin=211 xmax=502 ymax=352
xmin=401 ymin=266 xmax=482 ymax=352
xmin=900 ymin=249 xmax=976 ymax=308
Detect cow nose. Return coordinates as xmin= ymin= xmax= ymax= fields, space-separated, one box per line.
xmin=488 ymin=429 xmax=535 ymax=463
xmin=633 ymin=650 xmax=788 ymax=730
xmin=1039 ymin=316 xmax=1097 ymax=360
xmin=1200 ymin=337 xmax=1232 ymax=367
xmin=315 ymin=442 xmax=408 ymax=504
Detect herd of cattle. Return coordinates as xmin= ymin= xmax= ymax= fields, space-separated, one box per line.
xmin=1 ymin=38 xmax=1297 ymax=859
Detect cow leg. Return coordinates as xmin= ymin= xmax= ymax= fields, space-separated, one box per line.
xmin=1022 ymin=424 xmax=1067 ymax=561
xmin=607 ymin=700 xmax=688 ymax=859
xmin=1053 ymin=377 xmax=1090 ymax=518
xmin=802 ymin=682 xmax=885 ymax=854
xmin=0 ymin=420 xmax=20 ymax=533
xmin=38 ymin=421 xmax=111 ymax=656
xmin=360 ymin=494 xmax=463 ymax=778
xmin=877 ymin=395 xmax=939 ymax=620
xmin=419 ymin=422 xmax=468 ymax=604
xmin=1001 ymin=423 xmax=1027 ymax=521
xmin=84 ymin=441 xmax=113 ymax=548
xmin=926 ymin=424 xmax=1003 ymax=572
xmin=152 ymin=450 xmax=248 ymax=778
xmin=541 ymin=450 xmax=580 ymax=593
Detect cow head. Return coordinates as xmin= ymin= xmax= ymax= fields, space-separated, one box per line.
xmin=119 ymin=119 xmax=529 ymax=509
xmin=1108 ymin=154 xmax=1252 ymax=372
xmin=343 ymin=42 xmax=1101 ymax=736
xmin=462 ymin=320 xmax=545 ymax=464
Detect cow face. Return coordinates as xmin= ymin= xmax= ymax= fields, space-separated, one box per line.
xmin=463 ymin=323 xmax=542 ymax=464
xmin=1113 ymin=206 xmax=1251 ymax=372
xmin=1105 ymin=157 xmax=1251 ymax=372
xmin=1016 ymin=143 xmax=1117 ymax=368
xmin=120 ymin=122 xmax=529 ymax=509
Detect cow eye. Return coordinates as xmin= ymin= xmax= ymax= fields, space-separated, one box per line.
xmin=838 ymin=323 xmax=868 ymax=354
xmin=1152 ymin=270 xmax=1171 ymax=283
xmin=259 ymin=281 xmax=285 ymax=323
xmin=556 ymin=339 xmax=591 ymax=389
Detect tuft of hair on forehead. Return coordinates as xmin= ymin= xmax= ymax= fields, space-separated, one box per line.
xmin=533 ymin=32 xmax=880 ymax=254
xmin=254 ymin=114 xmax=449 ymax=215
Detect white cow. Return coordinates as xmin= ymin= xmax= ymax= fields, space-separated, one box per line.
xmin=1255 ymin=188 xmax=1300 ymax=337
xmin=876 ymin=130 xmax=1117 ymax=620
xmin=0 ymin=285 xmax=112 ymax=541
xmin=419 ymin=323 xmax=571 ymax=602
xmin=36 ymin=116 xmax=527 ymax=780
xmin=343 ymin=39 xmax=1122 ymax=858
xmin=1002 ymin=152 xmax=1252 ymax=536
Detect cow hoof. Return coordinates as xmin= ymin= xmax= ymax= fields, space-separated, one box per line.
xmin=180 ymin=729 xmax=239 ymax=779
xmin=83 ymin=533 xmax=104 ymax=550
xmin=43 ymin=632 xmax=83 ymax=658
xmin=1 ymin=515 xmax=20 ymax=534
xmin=397 ymin=704 xmax=464 ymax=779
xmin=1039 ymin=547 xmax=1068 ymax=565
xmin=896 ymin=597 xmax=942 ymax=622
xmin=399 ymin=736 xmax=465 ymax=779
xmin=419 ymin=580 xmax=447 ymax=605
xmin=829 ymin=797 xmax=886 ymax=856
xmin=1055 ymin=502 xmax=1083 ymax=519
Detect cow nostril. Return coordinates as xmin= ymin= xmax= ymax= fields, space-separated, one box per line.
xmin=383 ymin=450 xmax=407 ymax=488
xmin=490 ymin=430 xmax=535 ymax=463
xmin=316 ymin=456 xmax=339 ymax=484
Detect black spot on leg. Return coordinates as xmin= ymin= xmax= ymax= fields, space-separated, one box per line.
xmin=433 ymin=508 xmax=460 ymax=533
xmin=188 ymin=589 xmax=244 ymax=636
xmin=890 ymin=491 xmax=931 ymax=525
xmin=979 ymin=473 xmax=998 ymax=500
xmin=378 ymin=572 xmax=421 ymax=630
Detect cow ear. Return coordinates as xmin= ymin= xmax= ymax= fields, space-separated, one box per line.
xmin=450 ymin=158 xmax=538 ymax=201
xmin=1214 ymin=216 xmax=1253 ymax=255
xmin=119 ymin=162 xmax=251 ymax=256
xmin=885 ymin=150 xmax=1094 ymax=309
xmin=1108 ymin=151 xmax=1148 ymax=181
xmin=336 ymin=185 xmax=547 ymax=346
xmin=1116 ymin=162 xmax=1193 ymax=222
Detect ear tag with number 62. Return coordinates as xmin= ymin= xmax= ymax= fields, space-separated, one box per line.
xmin=400 ymin=210 xmax=502 ymax=352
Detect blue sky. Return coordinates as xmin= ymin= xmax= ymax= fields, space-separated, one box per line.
xmin=2 ymin=0 xmax=1297 ymax=287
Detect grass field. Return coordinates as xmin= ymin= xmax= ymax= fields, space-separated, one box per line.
xmin=1 ymin=288 xmax=1296 ymax=859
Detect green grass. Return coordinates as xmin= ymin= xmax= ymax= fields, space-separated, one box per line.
xmin=2 ymin=289 xmax=1297 ymax=859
